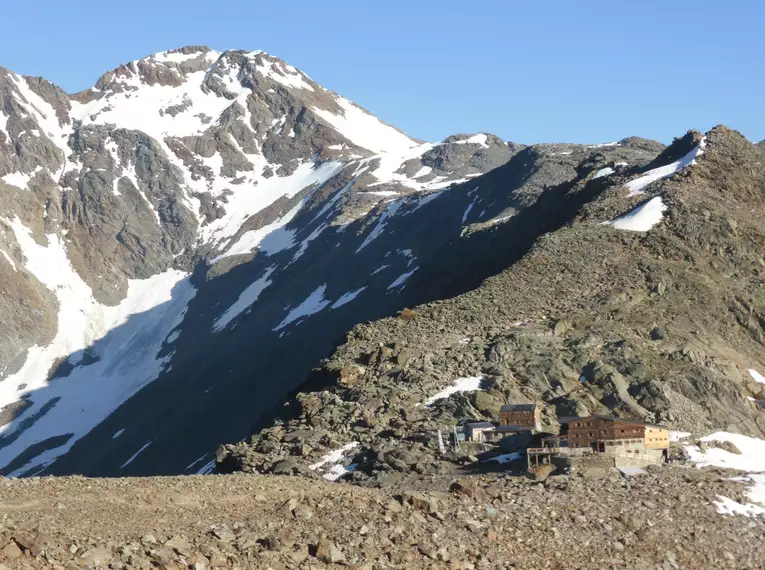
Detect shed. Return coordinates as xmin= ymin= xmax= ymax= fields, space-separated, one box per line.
xmin=465 ymin=422 xmax=496 ymax=442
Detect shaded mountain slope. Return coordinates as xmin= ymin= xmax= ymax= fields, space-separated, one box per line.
xmin=39 ymin=131 xmax=659 ymax=477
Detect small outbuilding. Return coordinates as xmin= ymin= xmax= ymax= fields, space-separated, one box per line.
xmin=465 ymin=422 xmax=497 ymax=442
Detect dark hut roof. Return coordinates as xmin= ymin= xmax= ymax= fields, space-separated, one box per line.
xmin=558 ymin=415 xmax=666 ymax=429
xmin=500 ymin=404 xmax=538 ymax=412
xmin=465 ymin=421 xmax=496 ymax=429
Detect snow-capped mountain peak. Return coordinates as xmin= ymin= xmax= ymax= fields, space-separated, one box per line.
xmin=0 ymin=46 xmax=518 ymax=476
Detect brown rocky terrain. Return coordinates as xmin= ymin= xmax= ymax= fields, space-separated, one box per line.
xmin=0 ymin=466 xmax=763 ymax=569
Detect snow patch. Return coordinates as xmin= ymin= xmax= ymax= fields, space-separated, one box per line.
xmin=669 ymin=431 xmax=691 ymax=442
xmin=453 ymin=134 xmax=489 ymax=148
xmin=290 ymin=224 xmax=325 ymax=263
xmin=311 ymin=97 xmax=417 ymax=155
xmin=461 ymin=192 xmax=480 ymax=225
xmin=593 ymin=167 xmax=615 ymax=179
xmin=748 ymin=369 xmax=765 ymax=385
xmin=153 ymin=50 xmax=204 ymax=64
xmin=9 ymin=74 xmax=71 ymax=154
xmin=0 ymin=249 xmax=17 ymax=271
xmin=255 ymin=60 xmax=314 ymax=91
xmin=185 ymin=454 xmax=210 ymax=472
xmin=387 ymin=267 xmax=419 ymax=290
xmin=213 ymin=267 xmax=275 ymax=332
xmin=487 ymin=452 xmax=522 ymax=464
xmin=687 ymin=433 xmax=765 ymax=472
xmin=413 ymin=166 xmax=433 ymax=179
xmin=686 ymin=432 xmax=765 ymax=516
xmin=588 ymin=141 xmax=619 ymax=149
xmin=69 ymin=59 xmax=244 ymax=142
xmin=213 ymin=202 xmax=302 ymax=263
xmin=424 ymin=376 xmax=483 ymax=406
xmin=625 ymin=138 xmax=706 ymax=196
xmin=2 ymin=166 xmax=43 ymax=190
xmin=606 ymin=197 xmax=667 ymax=232
xmin=309 ymin=442 xmax=359 ymax=481
xmin=369 ymin=143 xmax=438 ymax=191
xmin=203 ymin=160 xmax=344 ymax=247
xmin=397 ymin=248 xmax=416 ymax=266
xmin=0 ymin=110 xmax=9 ymax=142
xmin=196 ymin=459 xmax=216 ymax=475
xmin=408 ymin=190 xmax=445 ymax=213
xmin=112 ymin=429 xmax=125 ymax=440
xmin=356 ymin=199 xmax=404 ymax=252
xmin=331 ymin=287 xmax=366 ymax=309
xmin=165 ymin=329 xmax=181 ymax=344
xmin=274 ymin=284 xmax=330 ymax=330
xmin=120 ymin=441 xmax=152 ymax=469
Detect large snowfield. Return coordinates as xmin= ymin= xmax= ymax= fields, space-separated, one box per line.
xmin=0 ymin=218 xmax=196 ymax=475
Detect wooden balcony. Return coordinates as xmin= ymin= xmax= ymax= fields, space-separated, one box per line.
xmin=527 ymin=447 xmax=569 ymax=455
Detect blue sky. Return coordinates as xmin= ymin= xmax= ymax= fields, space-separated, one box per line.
xmin=1 ymin=0 xmax=762 ymax=144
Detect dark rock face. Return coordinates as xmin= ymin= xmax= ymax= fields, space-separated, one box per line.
xmin=400 ymin=133 xmax=518 ymax=183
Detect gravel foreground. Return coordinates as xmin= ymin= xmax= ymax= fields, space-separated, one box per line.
xmin=0 ymin=467 xmax=763 ymax=569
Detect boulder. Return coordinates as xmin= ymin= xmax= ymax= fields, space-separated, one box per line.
xmin=314 ymin=537 xmax=345 ymax=564
xmin=450 ymin=479 xmax=490 ymax=501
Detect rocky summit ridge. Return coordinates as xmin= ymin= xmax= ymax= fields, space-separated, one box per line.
xmin=0 ymin=45 xmax=763 ymax=498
